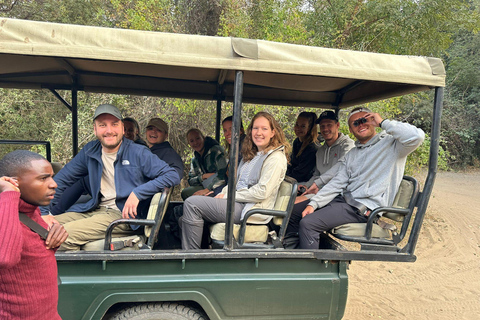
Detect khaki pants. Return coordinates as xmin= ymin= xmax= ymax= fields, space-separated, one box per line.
xmin=55 ymin=207 xmax=132 ymax=251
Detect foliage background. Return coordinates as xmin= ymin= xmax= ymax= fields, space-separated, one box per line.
xmin=1 ymin=0 xmax=479 ymax=180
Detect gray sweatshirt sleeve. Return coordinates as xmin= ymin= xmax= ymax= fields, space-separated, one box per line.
xmin=382 ymin=120 xmax=425 ymax=157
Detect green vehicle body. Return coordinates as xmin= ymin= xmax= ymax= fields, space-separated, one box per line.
xmin=57 ymin=252 xmax=348 ymax=320
xmin=0 ymin=18 xmax=446 ymax=320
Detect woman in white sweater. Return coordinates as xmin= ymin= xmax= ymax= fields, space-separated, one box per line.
xmin=180 ymin=112 xmax=290 ymax=249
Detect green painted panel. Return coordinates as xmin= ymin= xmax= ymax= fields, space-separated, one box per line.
xmin=57 ymin=258 xmax=348 ymax=320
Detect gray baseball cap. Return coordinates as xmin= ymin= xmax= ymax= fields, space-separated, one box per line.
xmin=93 ymin=104 xmax=122 ymax=121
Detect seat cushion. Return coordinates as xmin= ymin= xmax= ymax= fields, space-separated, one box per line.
xmin=81 ymin=235 xmax=145 ymax=251
xmin=210 ymin=223 xmax=269 ymax=243
xmin=331 ymin=223 xmax=391 ymax=239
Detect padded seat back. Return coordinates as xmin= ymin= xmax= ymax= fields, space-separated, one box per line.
xmin=385 ymin=178 xmax=415 ymax=221
xmin=51 ymin=162 xmax=63 ymax=175
xmin=272 ymin=179 xmax=296 ymax=225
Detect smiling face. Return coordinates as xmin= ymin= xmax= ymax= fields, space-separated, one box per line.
xmin=222 ymin=120 xmax=233 ymax=145
xmin=349 ymin=112 xmax=377 ymax=144
xmin=251 ymin=116 xmax=275 ymax=151
xmin=123 ymin=120 xmax=137 ymax=141
xmin=294 ymin=116 xmax=310 ymax=141
xmin=319 ymin=119 xmax=340 ymax=146
xmin=16 ymin=159 xmax=57 ymax=207
xmin=146 ymin=126 xmax=168 ymax=145
xmin=94 ymin=114 xmax=124 ymax=153
xmin=187 ymin=130 xmax=205 ymax=154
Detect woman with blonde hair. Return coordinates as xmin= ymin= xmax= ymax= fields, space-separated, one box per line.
xmin=180 ymin=111 xmax=290 ymax=249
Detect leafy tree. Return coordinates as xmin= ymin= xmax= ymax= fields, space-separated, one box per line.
xmin=1 ymin=0 xmax=479 ymax=170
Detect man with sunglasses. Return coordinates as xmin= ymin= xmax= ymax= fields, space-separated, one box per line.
xmin=298 ymin=107 xmax=425 ymax=249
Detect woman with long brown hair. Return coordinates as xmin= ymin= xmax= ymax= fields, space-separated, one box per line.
xmin=180 ymin=111 xmax=290 ymax=249
xmin=286 ymin=112 xmax=318 ymax=183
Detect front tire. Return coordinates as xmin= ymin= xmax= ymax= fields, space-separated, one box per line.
xmin=111 ymin=302 xmax=208 ymax=320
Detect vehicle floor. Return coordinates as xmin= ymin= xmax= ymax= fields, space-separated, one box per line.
xmin=344 ymin=170 xmax=480 ymax=320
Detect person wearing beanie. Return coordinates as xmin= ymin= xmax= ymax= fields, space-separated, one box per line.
xmin=145 ymin=117 xmax=184 ymax=181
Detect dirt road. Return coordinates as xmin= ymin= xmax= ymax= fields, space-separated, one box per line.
xmin=343 ymin=170 xmax=480 ymax=320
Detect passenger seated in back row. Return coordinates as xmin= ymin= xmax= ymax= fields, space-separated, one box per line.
xmin=41 ymin=104 xmax=180 ymax=251
xmin=296 ymin=110 xmax=355 ymax=202
xmin=181 ymin=129 xmax=227 ymax=200
xmin=296 ymin=108 xmax=424 ymax=249
xmin=123 ymin=117 xmax=148 ymax=147
xmin=145 ymin=117 xmax=184 ymax=181
xmin=286 ymin=112 xmax=319 ymax=185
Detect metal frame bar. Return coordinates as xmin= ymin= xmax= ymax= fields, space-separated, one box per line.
xmin=224 ymin=71 xmax=244 ymax=250
xmin=403 ymin=86 xmax=443 ymax=254
xmin=0 ymin=140 xmax=51 ymax=162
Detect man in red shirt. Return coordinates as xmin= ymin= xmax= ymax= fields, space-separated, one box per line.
xmin=0 ymin=150 xmax=68 ymax=320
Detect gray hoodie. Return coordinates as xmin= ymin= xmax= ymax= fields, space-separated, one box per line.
xmin=305 ymin=132 xmax=355 ymax=188
xmin=308 ymin=120 xmax=425 ymax=212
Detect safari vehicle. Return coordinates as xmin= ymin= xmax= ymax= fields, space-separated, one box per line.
xmin=0 ymin=18 xmax=445 ymax=320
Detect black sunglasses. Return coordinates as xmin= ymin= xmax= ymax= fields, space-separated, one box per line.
xmin=353 ymin=117 xmax=367 ymax=127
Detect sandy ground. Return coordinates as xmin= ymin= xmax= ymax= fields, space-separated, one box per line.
xmin=343 ymin=170 xmax=480 ymax=320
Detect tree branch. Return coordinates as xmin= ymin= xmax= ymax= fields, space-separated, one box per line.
xmin=0 ymin=0 xmax=19 ymax=13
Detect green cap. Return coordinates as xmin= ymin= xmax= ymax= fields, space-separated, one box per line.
xmin=93 ymin=104 xmax=122 ymax=121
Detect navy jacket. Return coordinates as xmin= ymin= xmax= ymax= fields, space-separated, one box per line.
xmin=43 ymin=138 xmax=180 ymax=220
xmin=150 ymin=141 xmax=184 ymax=181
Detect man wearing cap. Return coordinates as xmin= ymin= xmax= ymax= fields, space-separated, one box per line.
xmin=297 ymin=110 xmax=355 ymax=202
xmin=298 ymin=107 xmax=425 ymax=249
xmin=41 ymin=104 xmax=180 ymax=250
xmin=146 ymin=117 xmax=184 ymax=180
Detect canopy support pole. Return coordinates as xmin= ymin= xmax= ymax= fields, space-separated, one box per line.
xmin=215 ymin=98 xmax=222 ymax=142
xmin=49 ymin=89 xmax=73 ymax=112
xmin=72 ymin=77 xmax=79 ymax=157
xmin=224 ymin=71 xmax=243 ymax=250
xmin=403 ymin=87 xmax=443 ymax=255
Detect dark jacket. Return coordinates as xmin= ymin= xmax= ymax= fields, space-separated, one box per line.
xmin=187 ymin=137 xmax=227 ymax=190
xmin=134 ymin=136 xmax=148 ymax=147
xmin=150 ymin=141 xmax=184 ymax=181
xmin=287 ymin=138 xmax=318 ymax=183
xmin=43 ymin=138 xmax=180 ymax=220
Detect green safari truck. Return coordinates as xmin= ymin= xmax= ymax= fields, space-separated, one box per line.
xmin=0 ymin=18 xmax=445 ymax=319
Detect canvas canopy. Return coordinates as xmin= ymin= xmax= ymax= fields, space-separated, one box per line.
xmin=0 ymin=17 xmax=445 ymax=109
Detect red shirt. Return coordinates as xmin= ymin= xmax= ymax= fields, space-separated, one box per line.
xmin=0 ymin=191 xmax=61 ymax=320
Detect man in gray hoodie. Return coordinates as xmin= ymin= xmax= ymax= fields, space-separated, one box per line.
xmin=296 ymin=110 xmax=355 ymax=202
xmin=298 ymin=107 xmax=425 ymax=249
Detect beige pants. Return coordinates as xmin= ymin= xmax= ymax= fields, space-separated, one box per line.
xmin=55 ymin=207 xmax=132 ymax=251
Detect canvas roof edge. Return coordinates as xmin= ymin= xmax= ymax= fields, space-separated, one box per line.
xmin=0 ymin=17 xmax=446 ymax=108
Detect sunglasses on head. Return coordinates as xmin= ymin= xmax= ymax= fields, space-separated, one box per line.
xmin=353 ymin=117 xmax=367 ymax=127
